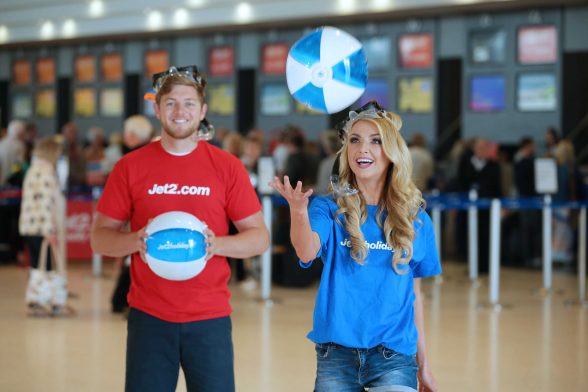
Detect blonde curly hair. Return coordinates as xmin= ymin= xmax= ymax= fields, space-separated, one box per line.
xmin=335 ymin=112 xmax=424 ymax=274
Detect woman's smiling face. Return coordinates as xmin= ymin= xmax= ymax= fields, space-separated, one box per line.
xmin=346 ymin=119 xmax=390 ymax=184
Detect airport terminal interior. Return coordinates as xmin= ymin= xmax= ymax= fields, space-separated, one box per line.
xmin=1 ymin=0 xmax=588 ymax=391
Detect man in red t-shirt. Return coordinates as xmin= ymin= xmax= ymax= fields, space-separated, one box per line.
xmin=91 ymin=66 xmax=269 ymax=392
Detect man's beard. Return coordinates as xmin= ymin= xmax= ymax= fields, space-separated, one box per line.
xmin=162 ymin=123 xmax=198 ymax=140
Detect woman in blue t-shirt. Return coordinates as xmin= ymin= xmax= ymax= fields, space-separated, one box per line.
xmin=270 ymin=101 xmax=441 ymax=392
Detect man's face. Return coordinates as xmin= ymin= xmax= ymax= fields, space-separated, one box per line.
xmin=154 ymin=84 xmax=207 ymax=140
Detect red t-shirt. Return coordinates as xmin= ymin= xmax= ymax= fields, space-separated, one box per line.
xmin=96 ymin=140 xmax=261 ymax=322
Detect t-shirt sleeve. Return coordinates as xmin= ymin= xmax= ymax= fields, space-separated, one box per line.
xmin=225 ymin=156 xmax=261 ymax=222
xmin=299 ymin=197 xmax=333 ymax=268
xmin=96 ymin=159 xmax=132 ymax=222
xmin=409 ymin=210 xmax=442 ymax=278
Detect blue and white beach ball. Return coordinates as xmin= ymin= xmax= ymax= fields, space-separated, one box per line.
xmin=286 ymin=26 xmax=368 ymax=114
xmin=145 ymin=211 xmax=208 ymax=281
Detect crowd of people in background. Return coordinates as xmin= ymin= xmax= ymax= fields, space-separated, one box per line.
xmin=0 ymin=117 xmax=586 ymax=286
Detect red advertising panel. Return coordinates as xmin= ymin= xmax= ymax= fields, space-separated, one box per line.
xmin=518 ymin=25 xmax=557 ymax=64
xmin=13 ymin=60 xmax=32 ymax=86
xmin=36 ymin=57 xmax=56 ymax=85
xmin=261 ymin=43 xmax=289 ymax=75
xmin=67 ymin=200 xmax=93 ymax=260
xmin=398 ymin=33 xmax=434 ymax=69
xmin=145 ymin=49 xmax=169 ymax=78
xmin=208 ymin=46 xmax=234 ymax=77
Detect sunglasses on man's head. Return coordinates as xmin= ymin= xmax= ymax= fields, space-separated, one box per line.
xmin=151 ymin=65 xmax=204 ymax=93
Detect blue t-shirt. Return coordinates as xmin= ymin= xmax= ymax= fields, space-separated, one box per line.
xmin=303 ymin=195 xmax=441 ymax=355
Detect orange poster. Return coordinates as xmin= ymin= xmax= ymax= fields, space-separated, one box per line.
xmin=101 ymin=52 xmax=123 ymax=81
xmin=36 ymin=58 xmax=56 ymax=85
xmin=75 ymin=55 xmax=96 ymax=83
xmin=13 ymin=60 xmax=32 ymax=85
xmin=145 ymin=50 xmax=169 ymax=78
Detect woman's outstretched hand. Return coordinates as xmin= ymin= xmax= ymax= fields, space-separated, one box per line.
xmin=269 ymin=176 xmax=314 ymax=212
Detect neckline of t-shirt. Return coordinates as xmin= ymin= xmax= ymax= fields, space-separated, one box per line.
xmin=158 ymin=140 xmax=201 ymax=157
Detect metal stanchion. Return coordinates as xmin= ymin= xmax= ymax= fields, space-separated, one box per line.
xmin=260 ymin=195 xmax=273 ymax=303
xmin=488 ymin=198 xmax=501 ymax=310
xmin=430 ymin=190 xmax=443 ymax=285
xmin=578 ymin=207 xmax=587 ymax=305
xmin=542 ymin=195 xmax=553 ymax=292
xmin=91 ymin=187 xmax=103 ymax=277
xmin=468 ymin=189 xmax=478 ymax=282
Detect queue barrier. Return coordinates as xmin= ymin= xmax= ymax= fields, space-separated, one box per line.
xmin=425 ymin=192 xmax=588 ymax=307
xmin=3 ymin=185 xmax=586 ymax=306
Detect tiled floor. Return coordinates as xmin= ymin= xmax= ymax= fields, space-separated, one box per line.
xmin=0 ymin=260 xmax=586 ymax=391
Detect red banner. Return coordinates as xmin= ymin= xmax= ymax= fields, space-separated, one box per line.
xmin=518 ymin=25 xmax=557 ymax=64
xmin=13 ymin=60 xmax=31 ymax=86
xmin=398 ymin=33 xmax=434 ymax=69
xmin=208 ymin=46 xmax=234 ymax=77
xmin=67 ymin=200 xmax=93 ymax=260
xmin=262 ymin=43 xmax=289 ymax=75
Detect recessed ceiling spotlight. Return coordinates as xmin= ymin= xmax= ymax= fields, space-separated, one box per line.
xmin=147 ymin=10 xmax=163 ymax=31
xmin=62 ymin=19 xmax=77 ymax=38
xmin=174 ymin=8 xmax=190 ymax=28
xmin=186 ymin=0 xmax=206 ymax=8
xmin=89 ymin=0 xmax=104 ymax=18
xmin=235 ymin=2 xmax=253 ymax=23
xmin=40 ymin=21 xmax=55 ymax=40
xmin=0 ymin=25 xmax=9 ymax=43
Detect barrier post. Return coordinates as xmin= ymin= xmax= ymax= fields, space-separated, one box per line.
xmin=91 ymin=187 xmax=102 ymax=277
xmin=468 ymin=189 xmax=478 ymax=281
xmin=430 ymin=190 xmax=443 ymax=285
xmin=578 ymin=207 xmax=587 ymax=304
xmin=489 ymin=198 xmax=501 ymax=307
xmin=542 ymin=195 xmax=553 ymax=291
xmin=260 ymin=195 xmax=273 ymax=302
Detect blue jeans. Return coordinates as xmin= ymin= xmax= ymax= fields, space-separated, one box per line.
xmin=126 ymin=308 xmax=234 ymax=392
xmin=314 ymin=343 xmax=418 ymax=392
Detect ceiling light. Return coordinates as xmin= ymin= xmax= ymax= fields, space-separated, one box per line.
xmin=40 ymin=21 xmax=55 ymax=40
xmin=371 ymin=0 xmax=392 ymax=11
xmin=187 ymin=0 xmax=206 ymax=8
xmin=62 ymin=19 xmax=77 ymax=38
xmin=337 ymin=0 xmax=357 ymax=14
xmin=147 ymin=10 xmax=163 ymax=31
xmin=235 ymin=2 xmax=253 ymax=23
xmin=0 ymin=26 xmax=8 ymax=43
xmin=174 ymin=8 xmax=190 ymax=28
xmin=89 ymin=0 xmax=104 ymax=18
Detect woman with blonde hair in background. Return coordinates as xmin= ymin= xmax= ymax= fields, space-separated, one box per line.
xmin=19 ymin=136 xmax=73 ymax=316
xmin=271 ymin=101 xmax=441 ymax=391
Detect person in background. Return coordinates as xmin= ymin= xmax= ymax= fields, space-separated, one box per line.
xmin=552 ymin=140 xmax=579 ymax=263
xmin=315 ymin=129 xmax=341 ymax=195
xmin=544 ymin=126 xmax=560 ymax=157
xmin=0 ymin=119 xmax=26 ymax=185
xmin=271 ymin=101 xmax=440 ymax=392
xmin=110 ymin=115 xmax=154 ymax=314
xmin=514 ymin=137 xmax=541 ymax=268
xmin=19 ymin=136 xmax=72 ymax=316
xmin=91 ymin=65 xmax=268 ymax=391
xmin=84 ymin=126 xmax=107 ymax=187
xmin=103 ymin=132 xmax=124 ymax=175
xmin=458 ymin=137 xmax=502 ymax=273
xmin=61 ymin=122 xmax=86 ymax=189
xmin=408 ymin=133 xmax=434 ymax=193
